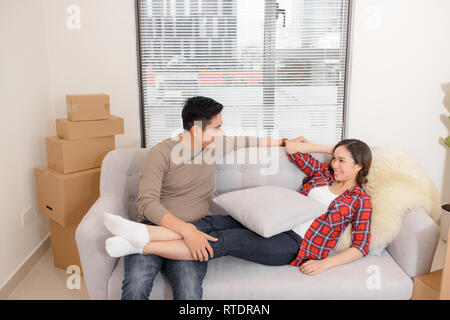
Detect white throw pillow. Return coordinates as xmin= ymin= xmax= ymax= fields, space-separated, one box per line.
xmin=211 ymin=185 xmax=328 ymax=238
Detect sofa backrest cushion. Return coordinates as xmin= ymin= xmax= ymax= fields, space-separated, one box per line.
xmin=214 ymin=147 xmax=331 ymax=194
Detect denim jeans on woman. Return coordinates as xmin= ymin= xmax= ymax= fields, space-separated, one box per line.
xmin=121 ymin=215 xmax=302 ymax=300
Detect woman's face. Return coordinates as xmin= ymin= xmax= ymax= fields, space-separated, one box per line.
xmin=331 ymin=146 xmax=362 ymax=184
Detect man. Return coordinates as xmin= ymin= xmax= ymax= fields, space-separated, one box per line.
xmin=121 ymin=96 xmax=289 ymax=300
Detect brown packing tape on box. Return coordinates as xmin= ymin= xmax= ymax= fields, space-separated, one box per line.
xmin=66 ymin=94 xmax=110 ymax=121
xmin=34 ymin=166 xmax=100 ymax=226
xmin=56 ymin=115 xmax=124 ymax=140
xmin=49 ymin=220 xmax=83 ymax=275
xmin=45 ymin=135 xmax=115 ymax=174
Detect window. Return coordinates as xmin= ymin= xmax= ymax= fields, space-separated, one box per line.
xmin=136 ymin=0 xmax=351 ymax=148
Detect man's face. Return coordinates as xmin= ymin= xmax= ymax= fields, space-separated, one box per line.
xmin=201 ymin=113 xmax=223 ymax=148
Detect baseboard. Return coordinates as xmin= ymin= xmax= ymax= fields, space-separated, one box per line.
xmin=0 ymin=233 xmax=51 ymax=299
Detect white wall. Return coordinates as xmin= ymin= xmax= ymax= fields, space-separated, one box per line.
xmin=346 ymin=0 xmax=450 ymax=204
xmin=0 ymin=0 xmax=54 ymax=289
xmin=1 ymin=0 xmax=450 ymax=293
xmin=0 ymin=0 xmax=141 ymax=291
xmin=45 ymin=0 xmax=141 ymax=149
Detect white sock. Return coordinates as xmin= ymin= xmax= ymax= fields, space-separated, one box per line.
xmin=103 ymin=212 xmax=150 ymax=248
xmin=105 ymin=236 xmax=143 ymax=258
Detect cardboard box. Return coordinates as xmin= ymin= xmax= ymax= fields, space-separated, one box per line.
xmin=412 ymin=269 xmax=442 ymax=300
xmin=56 ymin=115 xmax=124 ymax=140
xmin=412 ymin=228 xmax=450 ymax=300
xmin=46 ymin=135 xmax=115 ymax=174
xmin=34 ymin=166 xmax=100 ymax=226
xmin=441 ymin=228 xmax=450 ymax=299
xmin=66 ymin=94 xmax=110 ymax=121
xmin=49 ymin=220 xmax=83 ymax=275
xmin=441 ymin=206 xmax=450 ymax=242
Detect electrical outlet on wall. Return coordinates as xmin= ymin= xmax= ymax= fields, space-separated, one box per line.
xmin=21 ymin=206 xmax=34 ymax=227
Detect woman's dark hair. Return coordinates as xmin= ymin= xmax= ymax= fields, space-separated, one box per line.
xmin=302 ymin=139 xmax=372 ymax=187
xmin=182 ymin=96 xmax=223 ymax=131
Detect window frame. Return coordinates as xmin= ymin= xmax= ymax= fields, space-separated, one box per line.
xmin=135 ymin=0 xmax=353 ymax=148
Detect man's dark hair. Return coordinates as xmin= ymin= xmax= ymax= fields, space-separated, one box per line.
xmin=182 ymin=96 xmax=223 ymax=131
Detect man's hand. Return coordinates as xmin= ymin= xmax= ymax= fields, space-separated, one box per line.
xmin=285 ymin=136 xmax=309 ymax=154
xmin=181 ymin=224 xmax=219 ymax=262
xmin=290 ymin=136 xmax=309 ymax=143
xmin=299 ymin=259 xmax=330 ymax=275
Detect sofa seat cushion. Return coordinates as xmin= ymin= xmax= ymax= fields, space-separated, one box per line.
xmin=107 ymin=250 xmax=412 ymax=300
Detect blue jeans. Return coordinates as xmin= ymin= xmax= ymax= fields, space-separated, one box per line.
xmin=121 ymin=219 xmax=208 ymax=300
xmin=191 ymin=215 xmax=303 ymax=266
xmin=121 ymin=215 xmax=302 ymax=300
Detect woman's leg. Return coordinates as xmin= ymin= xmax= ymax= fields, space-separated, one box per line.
xmin=192 ymin=216 xmax=302 ymax=265
xmin=142 ymin=214 xmax=245 ymax=243
xmin=105 ymin=214 xmax=301 ymax=265
xmin=190 ymin=215 xmax=246 ymax=233
xmin=104 ymin=214 xmax=244 ymax=246
xmin=141 ymin=215 xmax=248 ymax=260
xmin=143 ymin=240 xmax=194 ymax=260
xmin=141 ymin=228 xmax=302 ymax=266
xmin=145 ymin=225 xmax=183 ymax=241
xmin=212 ymin=229 xmax=301 ymax=266
xmin=104 ymin=212 xmax=182 ymax=247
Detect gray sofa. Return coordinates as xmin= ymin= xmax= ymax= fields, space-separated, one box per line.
xmin=76 ymin=147 xmax=440 ymax=300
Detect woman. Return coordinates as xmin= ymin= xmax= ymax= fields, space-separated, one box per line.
xmin=104 ymin=138 xmax=372 ymax=275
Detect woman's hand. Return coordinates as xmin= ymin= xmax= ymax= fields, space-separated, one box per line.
xmin=299 ymin=259 xmax=330 ymax=275
xmin=285 ymin=139 xmax=335 ymax=155
xmin=285 ymin=140 xmax=309 ymax=154
xmin=285 ymin=136 xmax=309 ymax=154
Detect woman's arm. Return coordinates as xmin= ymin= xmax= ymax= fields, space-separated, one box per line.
xmin=325 ymin=247 xmax=364 ymax=268
xmin=300 ymin=196 xmax=372 ymax=275
xmin=299 ymin=247 xmax=363 ymax=275
xmin=285 ymin=139 xmax=334 ymax=178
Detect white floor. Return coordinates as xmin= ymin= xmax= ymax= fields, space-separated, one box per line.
xmin=6 ymin=238 xmax=448 ymax=300
xmin=7 ymin=248 xmax=90 ymax=300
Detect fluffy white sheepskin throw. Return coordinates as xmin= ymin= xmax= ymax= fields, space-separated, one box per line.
xmin=332 ymin=147 xmax=441 ymax=254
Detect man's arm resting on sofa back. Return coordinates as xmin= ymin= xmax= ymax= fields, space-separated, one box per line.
xmin=221 ymin=136 xmax=288 ymax=155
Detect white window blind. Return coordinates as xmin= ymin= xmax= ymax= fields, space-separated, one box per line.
xmin=137 ymin=0 xmax=350 ymax=148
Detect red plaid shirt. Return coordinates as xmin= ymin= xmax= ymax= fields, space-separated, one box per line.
xmin=287 ymin=152 xmax=372 ymax=267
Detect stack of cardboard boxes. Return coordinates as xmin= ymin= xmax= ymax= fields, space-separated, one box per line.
xmin=412 ymin=228 xmax=450 ymax=300
xmin=34 ymin=94 xmax=124 ymax=274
